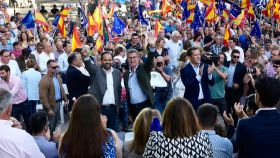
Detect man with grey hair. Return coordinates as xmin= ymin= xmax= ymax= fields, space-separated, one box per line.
xmin=166 ymin=31 xmax=183 ymax=70
xmin=210 ymin=35 xmax=224 ymax=55
xmin=0 ymin=88 xmax=44 ymax=158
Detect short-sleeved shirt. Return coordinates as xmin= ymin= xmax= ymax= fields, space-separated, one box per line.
xmin=209 ymin=66 xmax=228 ymax=98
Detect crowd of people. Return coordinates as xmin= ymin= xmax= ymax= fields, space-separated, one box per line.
xmin=1 ymin=0 xmax=280 ymax=157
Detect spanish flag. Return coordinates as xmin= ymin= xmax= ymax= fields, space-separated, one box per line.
xmin=223 ymin=24 xmax=231 ymax=46
xmin=58 ymin=16 xmax=66 ymax=38
xmin=155 ymin=20 xmax=163 ymax=38
xmin=200 ymin=0 xmax=213 ymax=6
xmin=88 ymin=14 xmax=95 ymax=36
xmin=161 ymin=0 xmax=172 ymax=18
xmin=186 ymin=11 xmax=194 ymax=23
xmin=247 ymin=4 xmax=255 ymax=18
xmin=273 ymin=2 xmax=280 ymax=20
xmin=35 ymin=11 xmax=49 ymax=32
xmin=71 ymin=25 xmax=82 ymax=52
xmin=232 ymin=10 xmax=246 ymax=27
xmin=241 ymin=0 xmax=250 ymax=9
xmin=93 ymin=5 xmax=103 ymax=35
xmin=60 ymin=8 xmax=72 ymax=18
xmin=262 ymin=0 xmax=273 ymax=17
xmin=222 ymin=9 xmax=229 ymax=19
xmin=205 ymin=2 xmax=216 ymax=22
xmin=95 ymin=35 xmax=103 ymax=52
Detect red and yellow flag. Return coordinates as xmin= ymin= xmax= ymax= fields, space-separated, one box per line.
xmin=262 ymin=0 xmax=273 ymax=17
xmin=88 ymin=14 xmax=95 ymax=36
xmin=241 ymin=0 xmax=250 ymax=9
xmin=161 ymin=0 xmax=172 ymax=18
xmin=232 ymin=10 xmax=246 ymax=27
xmin=58 ymin=16 xmax=66 ymax=38
xmin=71 ymin=25 xmax=82 ymax=52
xmin=155 ymin=20 xmax=164 ymax=38
xmin=186 ymin=11 xmax=195 ymax=23
xmin=247 ymin=4 xmax=255 ymax=18
xmin=93 ymin=5 xmax=103 ymax=35
xmin=205 ymin=2 xmax=216 ymax=22
xmin=273 ymin=2 xmax=280 ymax=20
xmin=35 ymin=11 xmax=49 ymax=32
xmin=224 ymin=24 xmax=231 ymax=46
xmin=60 ymin=8 xmax=72 ymax=18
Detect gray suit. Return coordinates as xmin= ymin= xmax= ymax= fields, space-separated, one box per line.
xmin=84 ymin=60 xmax=122 ymax=111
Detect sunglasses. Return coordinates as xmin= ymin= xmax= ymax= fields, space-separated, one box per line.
xmin=273 ymin=65 xmax=280 ymax=69
xmin=50 ymin=66 xmax=58 ymax=69
xmin=233 ymin=55 xmax=240 ymax=59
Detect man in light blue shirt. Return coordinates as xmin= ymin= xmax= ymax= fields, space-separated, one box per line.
xmin=21 ymin=59 xmax=42 ymax=113
xmin=198 ymin=103 xmax=233 ymax=158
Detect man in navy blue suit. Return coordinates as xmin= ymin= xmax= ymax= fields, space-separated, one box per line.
xmin=233 ymin=77 xmax=280 ymax=158
xmin=181 ymin=47 xmax=215 ymax=110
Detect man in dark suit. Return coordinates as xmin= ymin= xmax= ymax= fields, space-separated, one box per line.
xmin=181 ymin=47 xmax=215 ymax=111
xmin=224 ymin=49 xmax=246 ymax=122
xmin=16 ymin=48 xmax=36 ymax=72
xmin=66 ymin=52 xmax=90 ymax=111
xmin=83 ymin=50 xmax=122 ymax=131
xmin=232 ymin=77 xmax=280 ymax=158
xmin=124 ymin=42 xmax=155 ymax=120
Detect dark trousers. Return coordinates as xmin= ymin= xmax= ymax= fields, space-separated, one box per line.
xmin=129 ymin=99 xmax=151 ymax=121
xmin=212 ymin=97 xmax=227 ymax=115
xmin=118 ymin=101 xmax=128 ymax=129
xmin=154 ymin=90 xmax=172 ymax=114
xmin=45 ymin=102 xmax=61 ymax=138
xmin=101 ymin=105 xmax=119 ymax=132
xmin=225 ymin=88 xmax=241 ymax=125
xmin=12 ymin=100 xmax=32 ymax=134
xmin=28 ymin=100 xmax=38 ymax=114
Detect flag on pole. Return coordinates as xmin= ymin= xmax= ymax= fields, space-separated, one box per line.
xmin=58 ymin=16 xmax=66 ymax=38
xmin=229 ymin=3 xmax=241 ymax=18
xmin=232 ymin=10 xmax=246 ymax=27
xmin=60 ymin=8 xmax=72 ymax=18
xmin=273 ymin=2 xmax=280 ymax=20
xmin=155 ymin=20 xmax=164 ymax=38
xmin=138 ymin=5 xmax=149 ymax=25
xmin=224 ymin=24 xmax=231 ymax=46
xmin=35 ymin=11 xmax=49 ymax=32
xmin=262 ymin=0 xmax=273 ymax=17
xmin=93 ymin=5 xmax=103 ymax=35
xmin=205 ymin=2 xmax=216 ymax=22
xmin=52 ymin=14 xmax=60 ymax=27
xmin=71 ymin=25 xmax=82 ymax=51
xmin=78 ymin=7 xmax=88 ymax=29
xmin=191 ymin=5 xmax=202 ymax=32
xmin=112 ymin=12 xmax=126 ymax=35
xmin=22 ymin=11 xmax=35 ymax=29
xmin=250 ymin=20 xmax=261 ymax=39
xmin=161 ymin=0 xmax=172 ymax=18
xmin=88 ymin=14 xmax=95 ymax=36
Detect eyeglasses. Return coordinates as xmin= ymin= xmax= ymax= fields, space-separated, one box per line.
xmin=233 ymin=55 xmax=240 ymax=59
xmin=3 ymin=55 xmax=10 ymax=57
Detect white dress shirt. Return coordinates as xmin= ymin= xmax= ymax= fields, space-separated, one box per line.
xmin=31 ymin=50 xmax=40 ymax=65
xmin=166 ymin=39 xmax=183 ymax=69
xmin=21 ymin=68 xmax=42 ymax=101
xmin=190 ymin=63 xmax=212 ymax=100
xmin=102 ymin=68 xmax=115 ymax=105
xmin=58 ymin=52 xmax=69 ymax=74
xmin=0 ymin=120 xmax=45 ymax=158
xmin=7 ymin=60 xmax=21 ymax=77
xmin=38 ymin=52 xmax=55 ymax=74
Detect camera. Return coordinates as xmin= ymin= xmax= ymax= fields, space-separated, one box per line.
xmin=202 ymin=54 xmax=220 ymax=65
xmin=247 ymin=67 xmax=257 ymax=74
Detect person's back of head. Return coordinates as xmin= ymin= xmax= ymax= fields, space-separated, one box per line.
xmin=255 ymin=76 xmax=280 ymax=108
xmin=30 ymin=111 xmax=48 ymax=135
xmin=197 ymin=104 xmax=218 ymax=130
xmin=0 ymin=88 xmax=13 ymax=120
xmin=130 ymin=108 xmax=162 ymax=155
xmin=59 ymin=94 xmax=107 ymax=158
xmin=162 ymin=97 xmax=199 ymax=138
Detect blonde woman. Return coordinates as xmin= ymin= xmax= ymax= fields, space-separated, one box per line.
xmin=123 ymin=108 xmax=162 ymax=158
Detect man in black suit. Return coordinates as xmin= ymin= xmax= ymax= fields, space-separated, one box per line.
xmin=83 ymin=50 xmax=122 ymax=131
xmin=224 ymin=49 xmax=246 ymax=122
xmin=16 ymin=48 xmax=37 ymax=72
xmin=66 ymin=52 xmax=90 ymax=111
xmin=181 ymin=47 xmax=215 ymax=111
xmin=124 ymin=39 xmax=156 ymax=120
xmin=232 ymin=77 xmax=280 ymax=158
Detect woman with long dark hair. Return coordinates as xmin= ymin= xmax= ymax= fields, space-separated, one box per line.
xmin=59 ymin=94 xmax=122 ymax=158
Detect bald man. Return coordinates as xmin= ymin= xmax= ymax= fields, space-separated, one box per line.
xmin=38 ymin=41 xmax=55 ymax=75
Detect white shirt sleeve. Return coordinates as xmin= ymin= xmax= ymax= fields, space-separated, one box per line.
xmin=21 ymin=133 xmax=45 ymax=158
xmin=58 ymin=55 xmax=67 ymax=74
xmin=39 ymin=55 xmax=47 ymax=73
